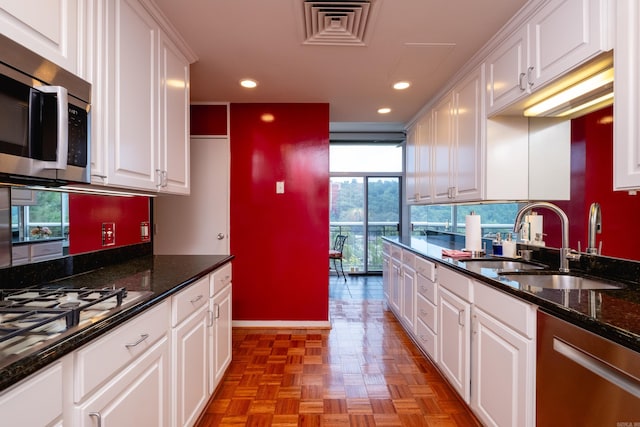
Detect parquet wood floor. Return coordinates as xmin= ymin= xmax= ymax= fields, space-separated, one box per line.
xmin=196 ymin=276 xmax=481 ymax=426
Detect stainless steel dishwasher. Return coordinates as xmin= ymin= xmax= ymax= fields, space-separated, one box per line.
xmin=537 ymin=311 xmax=640 ymax=426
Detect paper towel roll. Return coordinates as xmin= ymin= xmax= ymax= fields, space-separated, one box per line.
xmin=465 ymin=214 xmax=482 ymax=252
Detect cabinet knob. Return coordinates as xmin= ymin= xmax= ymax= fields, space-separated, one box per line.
xmin=217 ymin=233 xmax=225 ymax=240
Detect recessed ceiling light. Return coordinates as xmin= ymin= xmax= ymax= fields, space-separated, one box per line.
xmin=240 ymin=79 xmax=258 ymax=88
xmin=378 ymin=107 xmax=391 ymax=114
xmin=393 ymin=81 xmax=410 ymax=90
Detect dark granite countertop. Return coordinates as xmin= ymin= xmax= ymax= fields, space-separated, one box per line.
xmin=0 ymin=254 xmax=233 ymax=392
xmin=385 ymin=236 xmax=640 ymax=354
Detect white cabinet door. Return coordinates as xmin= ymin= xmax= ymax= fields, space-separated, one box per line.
xmin=529 ymin=0 xmax=610 ymax=89
xmin=209 ymin=284 xmax=232 ymax=393
xmin=401 ymin=264 xmax=416 ymax=334
xmin=452 ymin=65 xmax=484 ymax=202
xmin=416 ymin=112 xmax=434 ymax=203
xmin=76 ymin=337 xmax=170 ymax=427
xmin=405 ymin=123 xmax=418 ymax=204
xmin=0 ymin=0 xmax=80 ymax=73
xmin=158 ymin=32 xmax=190 ymax=195
xmin=486 ymin=26 xmax=530 ymax=115
xmin=432 ymin=93 xmax=454 ymax=203
xmin=438 ymin=286 xmax=471 ymax=403
xmin=472 ymin=308 xmax=534 ymax=427
xmin=173 ymin=303 xmax=209 ymax=427
xmin=104 ymin=0 xmax=159 ymax=191
xmin=0 ymin=361 xmax=64 ymax=426
xmin=614 ymin=0 xmax=640 ymax=190
xmin=382 ymin=252 xmax=390 ymax=301
xmin=389 ymin=257 xmax=402 ymax=315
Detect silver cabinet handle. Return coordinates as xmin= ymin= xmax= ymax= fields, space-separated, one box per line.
xmin=527 ymin=66 xmax=534 ymax=87
xmin=518 ymin=72 xmax=526 ymax=91
xmin=190 ymin=294 xmax=204 ymax=304
xmin=217 ymin=233 xmax=225 ymax=240
xmin=214 ymin=303 xmax=221 ymax=319
xmin=125 ymin=333 xmax=149 ymax=349
xmin=207 ymin=310 xmax=214 ymax=327
xmin=89 ymin=412 xmax=102 ymax=427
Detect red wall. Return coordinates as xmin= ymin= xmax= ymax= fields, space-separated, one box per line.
xmin=230 ymin=103 xmax=330 ymax=321
xmin=68 ymin=194 xmax=150 ymax=254
xmin=191 ymin=104 xmax=227 ymax=135
xmin=547 ymin=106 xmax=640 ymax=258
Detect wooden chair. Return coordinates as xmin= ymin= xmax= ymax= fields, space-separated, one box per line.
xmin=329 ymin=234 xmax=348 ymax=281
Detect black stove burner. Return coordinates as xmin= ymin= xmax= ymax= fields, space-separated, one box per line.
xmin=0 ymin=287 xmax=128 ymax=343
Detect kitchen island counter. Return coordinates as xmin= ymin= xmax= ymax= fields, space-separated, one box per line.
xmin=385 ymin=236 xmax=640 ymax=354
xmin=0 ymin=254 xmax=233 ymax=392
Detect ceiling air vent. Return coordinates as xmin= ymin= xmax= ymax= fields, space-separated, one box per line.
xmin=302 ymin=0 xmax=376 ymax=46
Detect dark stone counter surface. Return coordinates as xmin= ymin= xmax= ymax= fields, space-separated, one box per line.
xmin=0 ymin=254 xmax=233 ymax=392
xmin=386 ymin=235 xmax=640 ymax=354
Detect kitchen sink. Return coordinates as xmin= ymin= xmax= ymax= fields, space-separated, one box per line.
xmin=462 ymin=259 xmax=547 ymax=273
xmin=498 ymin=271 xmax=626 ymax=290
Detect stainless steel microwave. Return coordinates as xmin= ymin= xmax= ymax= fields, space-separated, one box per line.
xmin=0 ymin=34 xmax=90 ymax=185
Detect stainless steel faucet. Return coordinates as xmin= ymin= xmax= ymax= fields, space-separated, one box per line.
xmin=586 ymin=202 xmax=602 ymax=255
xmin=513 ymin=202 xmax=579 ymax=273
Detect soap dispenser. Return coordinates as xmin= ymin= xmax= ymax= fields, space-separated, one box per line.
xmin=493 ymin=232 xmax=503 ymax=256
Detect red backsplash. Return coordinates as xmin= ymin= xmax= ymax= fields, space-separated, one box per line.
xmin=546 ymin=106 xmax=640 ymax=258
xmin=68 ymin=194 xmax=150 ymax=254
xmin=229 ymin=103 xmax=330 ymax=321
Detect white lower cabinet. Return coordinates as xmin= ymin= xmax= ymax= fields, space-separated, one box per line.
xmin=438 ymin=284 xmax=472 ymax=403
xmin=172 ymin=276 xmax=210 ymax=427
xmin=471 ymin=281 xmax=536 ymax=427
xmin=75 ymin=337 xmax=171 ymax=427
xmin=209 ymin=263 xmax=233 ymax=394
xmin=390 ymin=253 xmax=402 ymax=316
xmin=385 ymin=242 xmax=536 ymax=427
xmin=0 ymin=361 xmax=64 ymax=426
xmin=401 ymin=251 xmax=416 ymax=334
xmin=74 ymin=300 xmax=171 ymax=426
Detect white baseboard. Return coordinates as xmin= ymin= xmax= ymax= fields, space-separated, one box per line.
xmin=232 ymin=320 xmax=332 ymax=329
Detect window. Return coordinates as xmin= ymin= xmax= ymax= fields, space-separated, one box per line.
xmin=11 ymin=190 xmax=69 ymax=241
xmin=330 ymin=143 xmax=402 ymax=173
xmin=410 ymin=202 xmax=520 ymax=238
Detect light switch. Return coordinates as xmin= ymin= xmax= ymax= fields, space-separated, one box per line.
xmin=276 ymin=181 xmax=285 ymax=194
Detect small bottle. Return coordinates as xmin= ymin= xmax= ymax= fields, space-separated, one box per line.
xmin=503 ymin=233 xmax=517 ymax=257
xmin=493 ymin=232 xmax=503 ymax=256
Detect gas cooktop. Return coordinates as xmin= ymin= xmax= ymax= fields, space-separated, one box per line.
xmin=0 ymin=286 xmax=152 ymax=368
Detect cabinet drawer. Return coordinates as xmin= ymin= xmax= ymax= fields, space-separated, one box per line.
xmin=417 ymin=273 xmax=437 ymax=304
xmin=417 ymin=294 xmax=437 ymax=331
xmin=0 ymin=361 xmax=63 ymax=425
xmin=415 ymin=257 xmax=435 ymax=282
xmin=391 ymin=244 xmax=402 ymax=260
xmin=74 ymin=300 xmax=170 ymax=402
xmin=403 ymin=250 xmax=416 ymax=270
xmin=473 ymin=281 xmax=535 ymax=339
xmin=438 ymin=266 xmax=473 ymax=302
xmin=172 ymin=276 xmax=209 ymax=326
xmin=382 ymin=241 xmax=391 ymax=255
xmin=210 ymin=262 xmax=232 ymax=296
xmin=416 ymin=318 xmax=437 ymax=361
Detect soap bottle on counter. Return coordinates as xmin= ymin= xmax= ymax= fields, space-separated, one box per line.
xmin=493 ymin=232 xmax=503 ymax=256
xmin=503 ymin=233 xmax=517 ymax=258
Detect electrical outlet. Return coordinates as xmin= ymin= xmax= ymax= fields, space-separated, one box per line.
xmin=102 ymin=222 xmax=115 ymax=246
xmin=140 ymin=221 xmax=150 ymax=242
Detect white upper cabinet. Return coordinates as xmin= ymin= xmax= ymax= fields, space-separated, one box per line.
xmin=614 ymin=0 xmax=640 ymax=190
xmin=158 ymin=32 xmax=190 ymax=194
xmin=85 ymin=0 xmax=195 ymax=194
xmin=0 ymin=0 xmax=80 ymax=74
xmin=487 ymin=0 xmax=612 ymax=116
xmin=486 ymin=26 xmax=530 ymax=115
xmin=406 ymin=112 xmax=434 ymax=204
xmin=452 ymin=65 xmax=484 ymax=202
xmin=432 ymin=92 xmax=455 ymax=203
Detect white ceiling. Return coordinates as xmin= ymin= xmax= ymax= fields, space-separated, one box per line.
xmin=153 ymin=0 xmax=529 ymax=127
